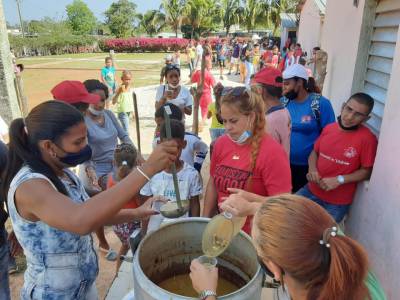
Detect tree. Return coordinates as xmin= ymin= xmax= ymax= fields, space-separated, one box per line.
xmin=161 ymin=0 xmax=186 ymax=37
xmin=219 ymin=0 xmax=242 ymax=36
xmin=105 ymin=0 xmax=137 ymax=38
xmin=138 ymin=10 xmax=166 ymax=37
xmin=183 ymin=0 xmax=219 ymax=38
xmin=265 ymin=0 xmax=298 ymax=35
xmin=66 ymin=0 xmax=97 ymax=35
xmin=241 ymin=0 xmax=265 ymax=32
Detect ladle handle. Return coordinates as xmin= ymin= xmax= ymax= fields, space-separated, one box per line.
xmin=163 ymin=108 xmax=183 ymax=210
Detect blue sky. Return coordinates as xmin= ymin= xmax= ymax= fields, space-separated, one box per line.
xmin=3 ymin=0 xmax=162 ymax=25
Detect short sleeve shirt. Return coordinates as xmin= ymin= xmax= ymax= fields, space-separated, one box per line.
xmin=309 ymin=123 xmax=378 ymax=205
xmin=115 ymin=87 xmax=135 ymax=113
xmin=101 ymin=66 xmax=116 ymax=89
xmin=155 ymin=85 xmax=193 ymax=112
xmin=208 ymin=103 xmax=224 ymax=129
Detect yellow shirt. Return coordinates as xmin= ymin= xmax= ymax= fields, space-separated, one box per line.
xmin=208 ymin=102 xmax=224 ymax=129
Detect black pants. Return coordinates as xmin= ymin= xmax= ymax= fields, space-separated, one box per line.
xmin=290 ymin=164 xmax=309 ymax=193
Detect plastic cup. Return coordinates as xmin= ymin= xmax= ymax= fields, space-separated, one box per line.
xmin=197 ymin=255 xmax=218 ymax=270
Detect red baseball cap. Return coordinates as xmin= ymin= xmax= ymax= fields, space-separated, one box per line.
xmin=252 ymin=67 xmax=283 ymax=88
xmin=51 ymin=81 xmax=101 ymax=104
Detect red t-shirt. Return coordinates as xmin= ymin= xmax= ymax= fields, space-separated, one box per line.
xmin=309 ymin=123 xmax=378 ymax=205
xmin=210 ymin=134 xmax=292 ymax=234
xmin=107 ymin=174 xmax=139 ymax=209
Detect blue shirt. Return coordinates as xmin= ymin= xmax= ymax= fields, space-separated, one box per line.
xmin=285 ymin=94 xmax=335 ymax=165
xmin=101 ymin=66 xmax=116 ymax=90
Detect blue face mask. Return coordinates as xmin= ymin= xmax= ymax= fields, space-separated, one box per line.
xmin=229 ymin=130 xmax=252 ymax=144
xmin=57 ymin=144 xmax=93 ymax=167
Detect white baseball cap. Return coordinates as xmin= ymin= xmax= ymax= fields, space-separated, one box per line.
xmin=282 ymin=64 xmax=309 ymax=81
xmin=165 ymin=54 xmax=173 ymax=61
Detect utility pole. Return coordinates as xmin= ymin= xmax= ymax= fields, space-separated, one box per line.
xmin=0 ymin=1 xmax=21 ymax=124
xmin=15 ymin=0 xmax=25 ymax=38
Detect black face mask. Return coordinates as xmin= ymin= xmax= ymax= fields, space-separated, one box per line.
xmin=57 ymin=144 xmax=92 ymax=167
xmin=257 ymin=256 xmax=282 ymax=288
xmin=337 ymin=116 xmax=359 ymax=131
xmin=285 ymin=90 xmax=298 ymax=100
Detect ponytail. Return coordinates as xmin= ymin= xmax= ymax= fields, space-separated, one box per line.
xmin=310 ymin=236 xmax=370 ymax=300
xmin=1 ymin=101 xmax=84 ymax=201
xmin=254 ymin=195 xmax=371 ymax=300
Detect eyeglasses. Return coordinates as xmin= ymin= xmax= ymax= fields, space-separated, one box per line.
xmin=221 ymin=86 xmax=249 ymax=97
xmin=165 ymin=64 xmax=180 ymax=71
xmin=343 ymin=103 xmax=369 ymax=118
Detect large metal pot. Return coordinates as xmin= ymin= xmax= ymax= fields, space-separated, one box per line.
xmin=132 ymin=218 xmax=263 ymax=300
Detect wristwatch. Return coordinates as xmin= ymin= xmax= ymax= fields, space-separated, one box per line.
xmin=337 ymin=175 xmax=345 ymax=185
xmin=199 ymin=290 xmax=217 ymax=299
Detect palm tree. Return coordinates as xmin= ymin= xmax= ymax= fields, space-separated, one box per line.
xmin=220 ymin=0 xmax=242 ymax=36
xmin=138 ymin=10 xmax=166 ymax=37
xmin=183 ymin=0 xmax=218 ymax=38
xmin=241 ymin=0 xmax=265 ymax=33
xmin=264 ymin=0 xmax=298 ymax=35
xmin=161 ymin=0 xmax=186 ymax=37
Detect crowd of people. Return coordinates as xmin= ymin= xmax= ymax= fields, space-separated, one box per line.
xmin=0 ymin=39 xmax=387 ymax=300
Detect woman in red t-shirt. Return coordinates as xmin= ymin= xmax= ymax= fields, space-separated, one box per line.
xmin=106 ymin=143 xmax=141 ymax=273
xmin=202 ymin=86 xmax=292 ymax=234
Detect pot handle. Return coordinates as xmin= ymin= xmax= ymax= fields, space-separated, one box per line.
xmin=129 ymin=228 xmax=143 ymax=255
xmin=261 ymin=272 xmax=281 ymax=289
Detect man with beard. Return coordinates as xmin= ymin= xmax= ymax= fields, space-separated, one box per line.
xmin=296 ymin=93 xmax=378 ymax=222
xmin=282 ymin=64 xmax=335 ymax=192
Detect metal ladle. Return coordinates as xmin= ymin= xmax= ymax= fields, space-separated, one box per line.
xmin=159 ymin=106 xmax=189 ymax=218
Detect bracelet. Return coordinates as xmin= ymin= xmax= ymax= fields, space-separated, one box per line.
xmin=136 ymin=166 xmax=151 ymax=181
xmin=199 ymin=290 xmax=217 ymax=300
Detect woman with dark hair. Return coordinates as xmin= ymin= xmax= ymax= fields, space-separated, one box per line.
xmin=2 ymin=100 xmax=177 ymax=299
xmin=155 ymin=65 xmax=193 ymax=119
xmin=80 ymin=79 xmax=140 ymax=260
xmin=202 ymin=86 xmax=292 ymax=234
xmin=191 ymin=193 xmax=386 ymax=300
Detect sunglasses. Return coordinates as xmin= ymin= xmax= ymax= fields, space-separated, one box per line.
xmin=166 ymin=64 xmax=180 ymax=71
xmin=221 ymin=86 xmax=249 ymax=97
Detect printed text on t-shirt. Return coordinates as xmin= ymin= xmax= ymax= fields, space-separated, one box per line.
xmin=214 ymin=165 xmax=251 ymax=192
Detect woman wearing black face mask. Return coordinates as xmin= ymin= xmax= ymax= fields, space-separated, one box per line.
xmin=281 ymin=64 xmax=335 ymax=192
xmin=2 ymin=100 xmax=178 ymax=299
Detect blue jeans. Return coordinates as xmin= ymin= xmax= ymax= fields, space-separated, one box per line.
xmin=118 ymin=112 xmax=131 ymax=134
xmin=297 ymin=185 xmax=350 ymax=223
xmin=0 ymin=228 xmax=11 ymax=300
xmin=209 ymin=128 xmax=225 ymax=142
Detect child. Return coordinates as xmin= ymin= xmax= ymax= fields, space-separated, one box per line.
xmin=191 ymin=64 xmax=216 ymax=128
xmin=207 ymin=83 xmax=225 ymax=142
xmin=153 ymin=103 xmax=208 ymax=172
xmin=173 ymin=49 xmax=181 ymax=67
xmin=101 ymin=57 xmax=117 ymax=99
xmin=106 ymin=143 xmax=140 ymax=273
xmin=140 ymin=120 xmax=202 ymax=234
xmin=113 ymin=70 xmax=135 ymax=134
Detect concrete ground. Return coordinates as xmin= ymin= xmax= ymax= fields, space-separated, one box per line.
xmin=105 ymin=68 xmax=276 ymax=300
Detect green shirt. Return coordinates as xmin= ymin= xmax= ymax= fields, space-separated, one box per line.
xmin=115 ymin=88 xmax=134 ymax=113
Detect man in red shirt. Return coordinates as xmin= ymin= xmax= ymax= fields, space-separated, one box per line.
xmin=297 ymin=93 xmax=378 ymax=222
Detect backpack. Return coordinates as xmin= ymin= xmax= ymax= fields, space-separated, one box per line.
xmin=282 ymin=93 xmax=322 ymax=132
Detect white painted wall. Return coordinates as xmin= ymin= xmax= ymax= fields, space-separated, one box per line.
xmin=298 ymin=0 xmax=323 ymax=57
xmin=320 ymin=0 xmax=365 ymax=112
xmin=321 ymin=0 xmax=400 ymax=297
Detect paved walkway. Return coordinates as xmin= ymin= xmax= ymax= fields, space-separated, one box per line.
xmin=105 ymin=67 xmax=278 ymax=300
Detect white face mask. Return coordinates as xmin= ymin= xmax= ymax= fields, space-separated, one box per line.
xmin=228 ymin=130 xmax=252 ymax=144
xmin=168 ymin=82 xmax=180 ymax=89
xmin=88 ymin=106 xmax=104 ymax=117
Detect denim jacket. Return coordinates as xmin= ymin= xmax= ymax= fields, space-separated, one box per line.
xmin=7 ymin=166 xmax=98 ymax=299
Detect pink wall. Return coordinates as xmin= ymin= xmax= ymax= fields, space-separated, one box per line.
xmin=321 ymin=0 xmax=400 ymax=297
xmin=298 ymin=0 xmax=323 ymax=57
